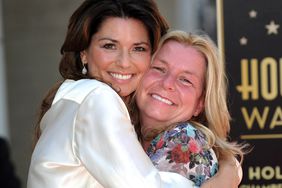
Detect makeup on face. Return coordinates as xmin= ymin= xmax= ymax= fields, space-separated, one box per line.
xmin=137 ymin=40 xmax=206 ymax=130
xmin=82 ymin=17 xmax=151 ymax=97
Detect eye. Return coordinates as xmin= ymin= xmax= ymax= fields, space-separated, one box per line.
xmin=179 ymin=77 xmax=192 ymax=86
xmin=133 ymin=46 xmax=148 ymax=52
xmin=102 ymin=43 xmax=116 ymax=50
xmin=152 ymin=66 xmax=165 ymax=73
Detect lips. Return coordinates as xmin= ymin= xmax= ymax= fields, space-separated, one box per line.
xmin=151 ymin=94 xmax=173 ymax=105
xmin=110 ymin=72 xmax=133 ymax=80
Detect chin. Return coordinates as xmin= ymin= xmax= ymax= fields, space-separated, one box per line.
xmin=147 ymin=112 xmax=168 ymax=121
xmin=119 ymin=90 xmax=133 ymax=98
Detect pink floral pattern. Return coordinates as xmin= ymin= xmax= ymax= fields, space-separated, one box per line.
xmin=146 ymin=123 xmax=218 ymax=187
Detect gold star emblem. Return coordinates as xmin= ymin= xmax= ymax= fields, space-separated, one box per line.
xmin=249 ymin=10 xmax=257 ymax=18
xmin=240 ymin=37 xmax=248 ymax=45
xmin=265 ymin=20 xmax=280 ymax=35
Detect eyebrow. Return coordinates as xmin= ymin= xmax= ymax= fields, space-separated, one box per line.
xmin=158 ymin=59 xmax=198 ymax=76
xmin=98 ymin=37 xmax=118 ymax=43
xmin=98 ymin=37 xmax=150 ymax=46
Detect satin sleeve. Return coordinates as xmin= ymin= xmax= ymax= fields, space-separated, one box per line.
xmin=74 ymin=87 xmax=195 ymax=188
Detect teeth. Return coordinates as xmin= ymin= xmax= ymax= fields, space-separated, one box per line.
xmin=110 ymin=73 xmax=132 ymax=80
xmin=152 ymin=94 xmax=173 ymax=105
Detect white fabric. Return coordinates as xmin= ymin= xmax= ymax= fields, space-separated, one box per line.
xmin=27 ymin=79 xmax=195 ymax=188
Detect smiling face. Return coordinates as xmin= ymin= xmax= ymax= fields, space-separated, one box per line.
xmin=136 ymin=40 xmax=206 ymax=131
xmin=81 ymin=17 xmax=151 ymax=97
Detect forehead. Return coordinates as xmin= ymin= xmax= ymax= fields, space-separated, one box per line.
xmin=155 ymin=40 xmax=206 ymax=70
xmin=94 ymin=17 xmax=149 ymax=41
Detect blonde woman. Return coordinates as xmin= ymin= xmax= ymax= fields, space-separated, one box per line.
xmin=131 ymin=30 xmax=245 ymax=187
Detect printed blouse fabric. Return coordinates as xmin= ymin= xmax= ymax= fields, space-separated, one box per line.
xmin=146 ymin=123 xmax=218 ymax=187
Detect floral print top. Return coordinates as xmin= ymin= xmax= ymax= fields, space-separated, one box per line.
xmin=146 ymin=123 xmax=218 ymax=187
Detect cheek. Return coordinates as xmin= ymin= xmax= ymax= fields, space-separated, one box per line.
xmin=136 ymin=76 xmax=153 ymax=104
xmin=136 ymin=88 xmax=146 ymax=112
xmin=137 ymin=56 xmax=151 ymax=72
xmin=179 ymin=90 xmax=198 ymax=112
xmin=89 ymin=51 xmax=112 ymax=69
xmin=140 ymin=72 xmax=156 ymax=88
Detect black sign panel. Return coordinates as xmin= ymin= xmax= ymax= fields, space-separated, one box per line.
xmin=218 ymin=0 xmax=282 ymax=186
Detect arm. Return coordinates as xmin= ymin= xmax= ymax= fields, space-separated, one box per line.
xmin=200 ymin=157 xmax=242 ymax=188
xmin=74 ymin=87 xmax=195 ymax=188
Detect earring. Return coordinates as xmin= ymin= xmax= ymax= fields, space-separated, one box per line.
xmin=82 ymin=64 xmax=87 ymax=75
xmin=81 ymin=59 xmax=87 ymax=75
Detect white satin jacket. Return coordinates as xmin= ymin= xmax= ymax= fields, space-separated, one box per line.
xmin=27 ymin=79 xmax=195 ymax=188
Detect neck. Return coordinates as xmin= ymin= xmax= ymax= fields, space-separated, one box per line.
xmin=140 ymin=115 xmax=166 ymax=148
xmin=140 ymin=116 xmax=161 ymax=135
xmin=122 ymin=96 xmax=129 ymax=104
xmin=142 ymin=140 xmax=151 ymax=151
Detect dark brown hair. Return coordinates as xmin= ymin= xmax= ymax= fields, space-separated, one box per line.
xmin=33 ymin=0 xmax=169 ymax=146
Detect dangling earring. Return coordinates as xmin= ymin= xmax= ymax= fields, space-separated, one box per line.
xmin=81 ymin=58 xmax=87 ymax=75
xmin=82 ymin=64 xmax=87 ymax=75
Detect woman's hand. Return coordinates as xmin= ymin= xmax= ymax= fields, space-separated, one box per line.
xmin=200 ymin=157 xmax=242 ymax=188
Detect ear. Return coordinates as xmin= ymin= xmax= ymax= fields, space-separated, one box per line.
xmin=193 ymin=97 xmax=204 ymax=117
xmin=80 ymin=51 xmax=87 ymax=64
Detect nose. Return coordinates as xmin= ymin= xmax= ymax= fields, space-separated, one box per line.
xmin=117 ymin=50 xmax=131 ymax=68
xmin=162 ymin=74 xmax=175 ymax=91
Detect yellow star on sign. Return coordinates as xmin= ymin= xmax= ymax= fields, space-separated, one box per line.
xmin=240 ymin=37 xmax=248 ymax=45
xmin=249 ymin=10 xmax=257 ymax=18
xmin=265 ymin=20 xmax=280 ymax=35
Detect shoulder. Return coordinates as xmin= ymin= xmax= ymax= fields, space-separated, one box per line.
xmin=53 ymin=79 xmax=120 ymax=105
xmin=69 ymin=79 xmax=129 ymax=119
xmin=148 ymin=122 xmax=208 ymax=154
xmin=148 ymin=123 xmax=218 ymax=186
xmin=163 ymin=122 xmax=205 ymax=142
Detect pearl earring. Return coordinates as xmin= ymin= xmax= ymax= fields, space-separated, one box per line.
xmin=82 ymin=64 xmax=87 ymax=75
xmin=81 ymin=59 xmax=87 ymax=75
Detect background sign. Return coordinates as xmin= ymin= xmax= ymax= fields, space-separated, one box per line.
xmin=217 ymin=0 xmax=282 ymax=186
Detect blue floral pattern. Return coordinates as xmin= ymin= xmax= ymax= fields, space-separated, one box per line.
xmin=146 ymin=123 xmax=218 ymax=187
